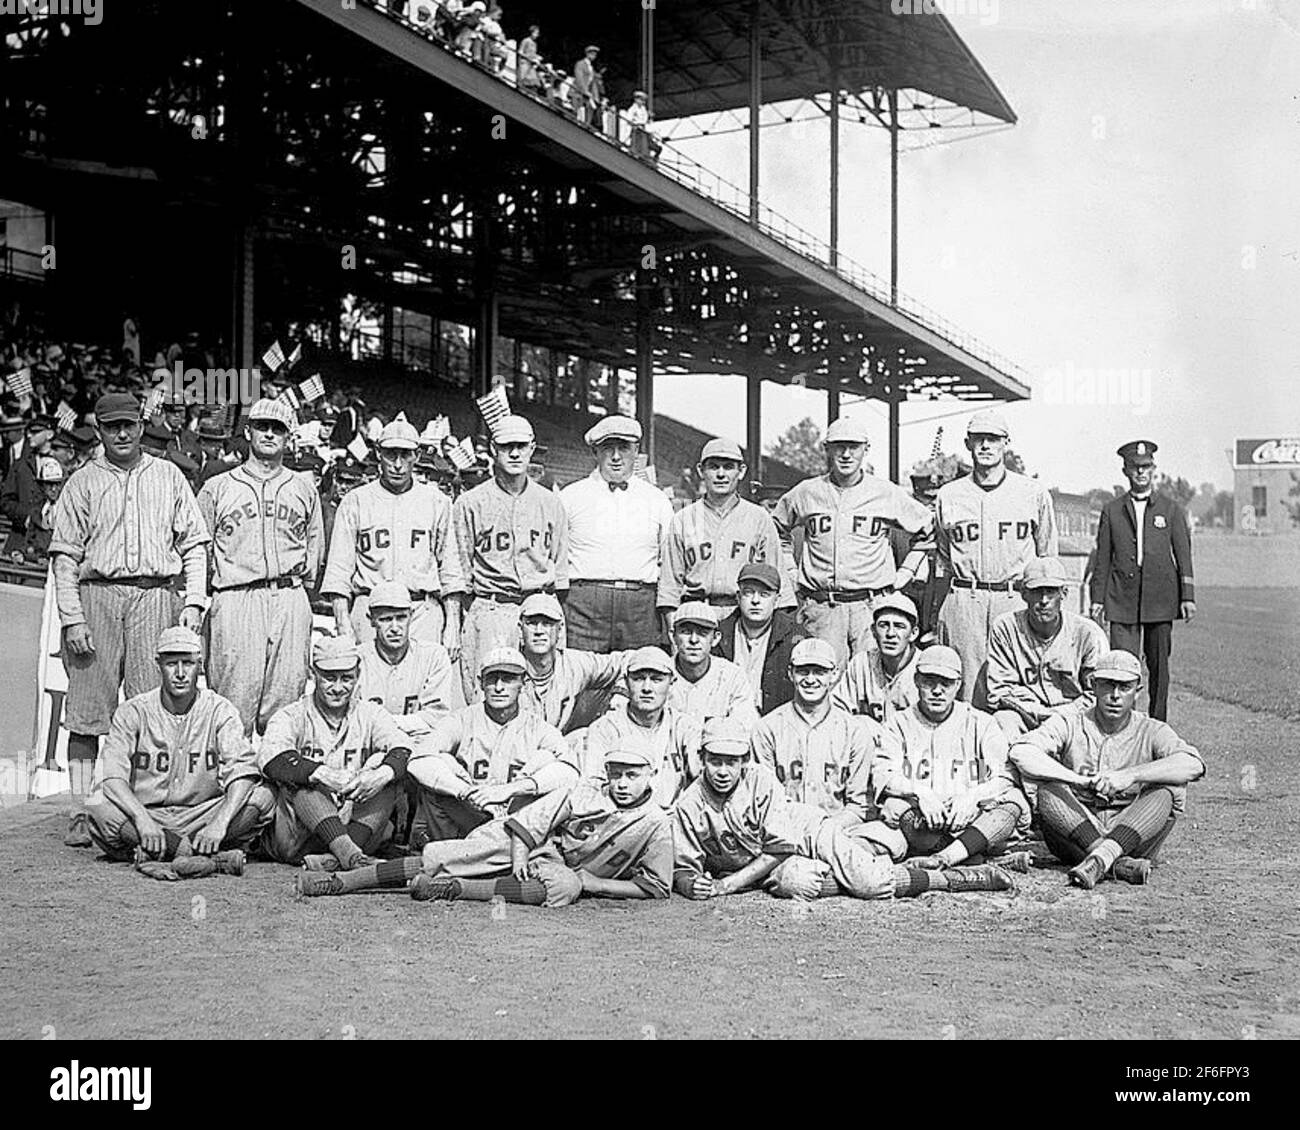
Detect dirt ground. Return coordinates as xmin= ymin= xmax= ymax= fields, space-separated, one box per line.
xmin=2 ymin=587 xmax=1297 ymax=1041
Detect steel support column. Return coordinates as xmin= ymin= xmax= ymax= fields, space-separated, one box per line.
xmin=827 ymin=378 xmax=840 ymax=424
xmin=641 ymin=2 xmax=655 ymax=117
xmin=829 ymin=55 xmax=840 ymax=269
xmin=746 ymin=374 xmax=762 ymax=496
xmin=888 ymin=378 xmax=901 ymax=484
xmin=636 ymin=265 xmax=655 ymax=466
xmin=232 ymin=224 xmax=254 ymax=371
xmin=473 ymin=204 xmax=497 ymax=396
xmin=749 ymin=0 xmax=761 ymax=225
xmin=889 ymin=88 xmax=899 ymax=306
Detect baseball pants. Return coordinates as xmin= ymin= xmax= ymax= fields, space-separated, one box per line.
xmin=767 ymin=821 xmax=895 ymax=900
xmin=937 ymin=587 xmax=1021 ymax=706
xmin=1109 ymin=620 xmax=1173 ymax=721
xmin=417 ymin=792 xmax=493 ymax=843
xmin=1035 ymin=781 xmax=1177 ymax=865
xmin=350 ymin=593 xmax=445 ymax=647
xmin=262 ymin=783 xmax=401 ymax=865
xmin=208 ymin=586 xmax=312 ymax=735
xmin=86 ymin=787 xmax=275 ymax=860
xmin=421 ymin=818 xmax=566 ymax=878
xmin=64 ymin=582 xmax=180 ymax=737
xmin=796 ymin=599 xmax=876 ymax=666
xmin=564 ymin=583 xmax=660 ymax=652
xmin=459 ymin=597 xmax=524 ymax=702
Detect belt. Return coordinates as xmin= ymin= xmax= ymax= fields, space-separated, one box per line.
xmin=82 ymin=576 xmax=172 ymax=590
xmin=571 ymin=579 xmax=655 ymax=591
xmin=475 ymin=587 xmax=556 ymax=605
xmin=218 ymin=577 xmax=302 ymax=592
xmin=950 ymin=577 xmax=1018 ymax=593
xmin=358 ymin=587 xmax=439 ymax=601
xmin=798 ymin=587 xmax=889 ymax=606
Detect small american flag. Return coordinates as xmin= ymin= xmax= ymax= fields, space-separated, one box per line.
xmin=6 ymin=368 xmax=33 ymax=398
xmin=55 ymin=401 xmax=78 ymax=430
xmin=142 ymin=385 xmax=167 ymax=419
xmin=447 ymin=436 xmax=476 ymax=470
xmin=261 ymin=341 xmax=286 ymax=373
xmin=634 ymin=454 xmax=656 ymax=485
xmin=285 ymin=343 xmax=303 ymax=371
xmin=298 ymin=373 xmax=326 ymax=403
xmin=346 ymin=433 xmax=370 ymax=464
xmin=276 ymin=387 xmax=301 ymax=413
xmin=424 ymin=415 xmax=451 ymax=443
xmin=475 ymin=386 xmax=510 ymax=428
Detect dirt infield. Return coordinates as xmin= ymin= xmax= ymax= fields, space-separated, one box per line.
xmin=2 ymin=683 xmax=1296 ymax=1041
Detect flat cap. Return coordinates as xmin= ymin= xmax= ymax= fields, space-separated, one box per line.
xmin=1021 ymin=557 xmax=1069 ymax=590
xmin=700 ymin=437 xmax=744 ymax=463
xmin=790 ymin=638 xmax=838 ymax=669
xmin=492 ymin=415 xmax=535 ymax=444
xmin=247 ymin=398 xmax=296 ymax=430
xmin=519 ymin=592 xmax=564 ymax=621
xmin=967 ymin=410 xmax=1010 ymax=438
xmin=197 ymin=416 xmax=231 ymax=439
xmin=93 ymin=392 xmax=141 ymax=424
xmin=915 ymin=645 xmax=962 ymax=680
xmin=368 ymin=580 xmax=413 ymax=611
xmin=872 ymin=592 xmax=919 ymax=622
xmin=603 ymin=747 xmax=652 ymax=767
xmin=701 ymin=716 xmax=750 ymax=756
xmin=480 ymin=646 xmax=528 ymax=676
xmin=1093 ymin=649 xmax=1143 ymax=682
xmin=156 ymin=625 xmax=203 ymax=657
xmin=584 ymin=414 xmax=641 ymax=448
xmin=736 ymin=562 xmax=781 ymax=592
xmin=1117 ymin=440 xmax=1158 ymax=462
xmin=672 ymin=601 xmax=719 ymax=630
xmin=823 ymin=417 xmax=870 ymax=444
xmin=378 ymin=420 xmax=420 ymax=450
xmin=312 ymin=636 xmax=361 ymax=671
xmin=626 ymin=645 xmax=673 ymax=674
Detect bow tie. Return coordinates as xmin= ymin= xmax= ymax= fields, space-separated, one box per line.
xmin=608 ymin=481 xmax=628 ymax=492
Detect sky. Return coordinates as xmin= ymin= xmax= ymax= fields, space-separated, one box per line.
xmin=651 ymin=0 xmax=1299 ymax=495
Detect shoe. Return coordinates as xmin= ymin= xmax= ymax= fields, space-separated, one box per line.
xmin=211 ymin=849 xmax=246 ymax=877
xmin=64 ymin=812 xmax=91 ymax=848
xmin=410 ymin=873 xmax=460 ymax=902
xmin=908 ymin=855 xmax=947 ymax=870
xmin=301 ymin=853 xmax=342 ymax=873
xmin=992 ymin=851 xmax=1033 ymax=874
xmin=1112 ymin=856 xmax=1152 ymax=885
xmin=295 ymin=871 xmax=344 ymax=897
xmin=136 ymin=860 xmax=181 ymax=882
xmin=1068 ymin=854 xmax=1108 ymax=890
xmin=945 ymin=864 xmax=1016 ymax=893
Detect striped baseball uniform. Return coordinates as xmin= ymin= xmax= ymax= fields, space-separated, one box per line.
xmin=668 ymin=656 xmax=758 ymax=731
xmin=197 ymin=464 xmax=324 ymax=735
xmin=321 ymin=478 xmax=466 ymax=644
xmin=832 ymin=647 xmax=920 ymax=725
xmin=521 ymin=648 xmax=636 ymax=734
xmin=658 ymin=496 xmax=795 ymax=609
xmin=985 ymin=609 xmax=1108 ymax=726
xmin=580 ymin=705 xmax=703 ymax=807
xmin=749 ymin=703 xmax=879 ymax=819
xmin=934 ymin=471 xmax=1059 ymax=703
xmin=453 ymin=476 xmax=569 ymax=701
xmin=49 ymin=454 xmax=209 ymax=736
xmin=357 ymin=638 xmax=456 ymax=734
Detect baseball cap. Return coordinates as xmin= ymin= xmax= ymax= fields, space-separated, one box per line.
xmin=492 ymin=415 xmax=535 ymax=444
xmin=736 ymin=562 xmax=781 ymax=592
xmin=700 ymin=437 xmax=743 ymax=463
xmin=368 ymin=580 xmax=413 ymax=611
xmin=378 ymin=420 xmax=420 ymax=450
xmin=584 ymin=415 xmax=642 ymax=448
xmin=627 ymin=645 xmax=673 ymax=675
xmin=155 ymin=625 xmax=202 ymax=657
xmin=519 ymin=592 xmax=564 ymax=621
xmin=824 ymin=417 xmax=869 ymax=445
xmin=1117 ymin=440 xmax=1158 ymax=463
xmin=1093 ymin=649 xmax=1143 ymax=683
xmin=312 ymin=636 xmax=361 ymax=671
xmin=966 ymin=410 xmax=1009 ymax=438
xmin=873 ymin=592 xmax=919 ymax=623
xmin=603 ymin=747 xmax=653 ymax=767
xmin=701 ymin=717 xmax=750 ymax=757
xmin=789 ymin=638 xmax=838 ymax=669
xmin=1020 ymin=557 xmax=1069 ymax=590
xmin=247 ymin=398 xmax=296 ymax=430
xmin=480 ymin=646 xmax=528 ymax=677
xmin=915 ymin=645 xmax=962 ymax=680
xmin=672 ymin=601 xmax=718 ymax=630
xmin=35 ymin=457 xmax=64 ymax=483
xmin=94 ymin=392 xmax=141 ymax=424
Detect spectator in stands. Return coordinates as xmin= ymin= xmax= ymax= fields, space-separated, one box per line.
xmin=517 ymin=24 xmax=541 ymax=93
xmin=329 ymin=386 xmax=365 ymax=447
xmin=481 ymin=4 xmax=507 ymax=72
xmin=1 ymin=414 xmax=54 ymax=533
xmin=572 ymin=45 xmax=599 ymax=126
xmin=627 ymin=90 xmax=661 ymax=160
xmin=22 ymin=457 xmax=64 ymax=560
xmin=591 ymin=64 xmax=609 ymax=133
xmin=0 ymin=409 xmax=25 ymax=478
xmin=455 ymin=1 xmax=486 ymax=62
xmin=68 ymin=425 xmax=99 ymax=471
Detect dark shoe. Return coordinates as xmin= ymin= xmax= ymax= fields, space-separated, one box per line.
xmin=1068 ymin=854 xmax=1108 ymax=890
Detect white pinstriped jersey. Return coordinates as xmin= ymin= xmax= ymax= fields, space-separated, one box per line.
xmin=985 ymin=609 xmax=1108 ymax=713
xmin=658 ymin=497 xmax=794 ymax=607
xmin=933 ymin=472 xmax=1058 ymax=583
xmin=832 ymin=648 xmax=920 ymax=724
xmin=452 ymin=477 xmax=569 ymax=597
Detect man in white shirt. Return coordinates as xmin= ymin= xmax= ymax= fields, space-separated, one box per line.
xmin=559 ymin=415 xmax=672 ymax=652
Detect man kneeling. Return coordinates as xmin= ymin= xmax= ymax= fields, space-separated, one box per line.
xmin=86 ymin=627 xmax=273 ymax=881
xmin=673 ymin=718 xmax=1016 ymax=903
xmin=296 ymin=748 xmax=672 ymax=905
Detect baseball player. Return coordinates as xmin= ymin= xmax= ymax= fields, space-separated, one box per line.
xmin=50 ymin=392 xmax=210 ymax=845
xmin=580 ymin=645 xmax=702 ymax=807
xmin=714 ymin=562 xmax=809 ymax=715
xmin=934 ymin=410 xmax=1058 ymax=704
xmin=772 ymin=417 xmax=932 ymax=664
xmin=257 ymin=637 xmax=414 ymax=870
xmin=321 ymin=418 xmax=466 ymax=653
xmin=516 ymin=592 xmax=636 ymax=733
xmin=84 ymin=626 xmax=274 ymax=881
xmin=749 ymin=638 xmax=880 ymax=830
xmin=451 ymin=414 xmax=569 ymax=703
xmin=406 ymin=646 xmax=578 ymax=842
xmin=657 ymin=437 xmax=794 ymax=617
xmin=196 ymin=398 xmax=324 ymax=736
xmin=986 ymin=556 xmax=1108 ymax=738
xmin=674 ymin=718 xmax=1016 ymax=902
xmin=667 ymin=602 xmax=759 ymax=731
xmin=1009 ymin=649 xmax=1205 ymax=889
xmin=832 ymin=592 xmax=922 ymax=724
xmin=358 ymin=579 xmax=456 ymax=730
xmin=866 ymin=645 xmax=1031 ymax=871
xmin=560 ymin=414 xmax=673 ymax=651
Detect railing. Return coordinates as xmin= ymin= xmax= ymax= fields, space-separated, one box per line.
xmin=360 ymin=1 xmax=1027 ymax=386
xmin=0 ymin=246 xmax=46 ymax=282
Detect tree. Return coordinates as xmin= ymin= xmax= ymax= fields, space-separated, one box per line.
xmin=1209 ymin=490 xmax=1235 ymax=529
xmin=1084 ymin=487 xmax=1121 ymax=512
xmin=1287 ymin=472 xmax=1300 ymax=528
xmin=767 ymin=417 xmax=825 ymax=476
xmin=1155 ymin=474 xmax=1196 ymax=512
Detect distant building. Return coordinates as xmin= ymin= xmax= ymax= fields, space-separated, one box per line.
xmin=1233 ymin=438 xmax=1299 ymax=535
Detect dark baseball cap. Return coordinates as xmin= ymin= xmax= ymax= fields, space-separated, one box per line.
xmin=94 ymin=393 xmax=141 ymax=424
xmin=736 ymin=562 xmax=781 ymax=592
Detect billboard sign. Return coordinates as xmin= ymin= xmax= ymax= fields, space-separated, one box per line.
xmin=1234 ymin=438 xmax=1300 ymax=469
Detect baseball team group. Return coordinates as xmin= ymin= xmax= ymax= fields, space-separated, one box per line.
xmin=52 ymin=388 xmax=1205 ymax=908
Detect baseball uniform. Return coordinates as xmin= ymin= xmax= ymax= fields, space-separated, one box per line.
xmin=749 ymin=703 xmax=878 ymax=821
xmin=85 ymin=687 xmax=274 ymax=856
xmin=985 ymin=608 xmax=1108 ymax=732
xmin=50 ymin=453 xmax=209 ymax=737
xmin=832 ymin=647 xmax=920 ymax=724
xmin=580 ymin=704 xmax=702 ymax=808
xmin=934 ymin=472 xmax=1058 ymax=702
xmin=197 ymin=464 xmax=324 ymax=735
xmin=520 ymin=647 xmax=636 ymax=734
xmin=453 ymin=474 xmax=569 ymax=702
xmin=668 ymin=656 xmax=759 ymax=731
xmin=658 ymin=496 xmax=795 ymax=612
xmin=321 ymin=478 xmax=466 ymax=645
xmin=773 ymin=473 xmax=932 ymax=664
xmin=357 ymin=637 xmax=456 ymax=736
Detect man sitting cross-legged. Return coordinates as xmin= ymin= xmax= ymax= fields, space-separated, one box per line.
xmin=673 ymin=718 xmax=1016 ymax=903
xmin=258 ymin=637 xmax=413 ymax=871
xmin=297 ymin=748 xmax=672 ymax=905
xmin=86 ymin=626 xmax=274 ymax=881
xmin=1009 ymin=648 xmax=1205 ymax=889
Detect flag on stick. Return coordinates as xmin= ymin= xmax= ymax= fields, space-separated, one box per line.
xmin=298 ymin=373 xmax=326 ymax=403
xmin=142 ymin=385 xmax=167 ymax=419
xmin=6 ymin=368 xmax=33 ymax=398
xmin=447 ymin=437 xmax=476 ymax=470
xmin=346 ymin=433 xmax=370 ymax=464
xmin=475 ymin=386 xmax=510 ymax=429
xmin=55 ymin=402 xmax=78 ymax=430
xmin=261 ymin=341 xmax=286 ymax=373
xmin=285 ymin=343 xmax=302 ymax=371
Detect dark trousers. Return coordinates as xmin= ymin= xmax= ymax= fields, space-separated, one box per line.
xmin=564 ymin=582 xmax=661 ymax=653
xmin=1109 ymin=620 xmax=1173 ymax=720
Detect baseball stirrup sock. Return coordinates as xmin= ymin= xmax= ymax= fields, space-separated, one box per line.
xmin=292 ymin=790 xmax=365 ymax=868
xmin=224 ymin=803 xmax=264 ymax=844
xmin=893 ymin=866 xmax=934 ymax=898
xmin=335 ymin=858 xmax=424 ymax=894
xmin=1109 ymin=788 xmax=1175 ymax=855
xmin=1035 ymin=783 xmax=1102 ymax=855
xmin=493 ymin=876 xmax=548 ymax=905
xmin=947 ymin=802 xmax=1021 ymax=865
